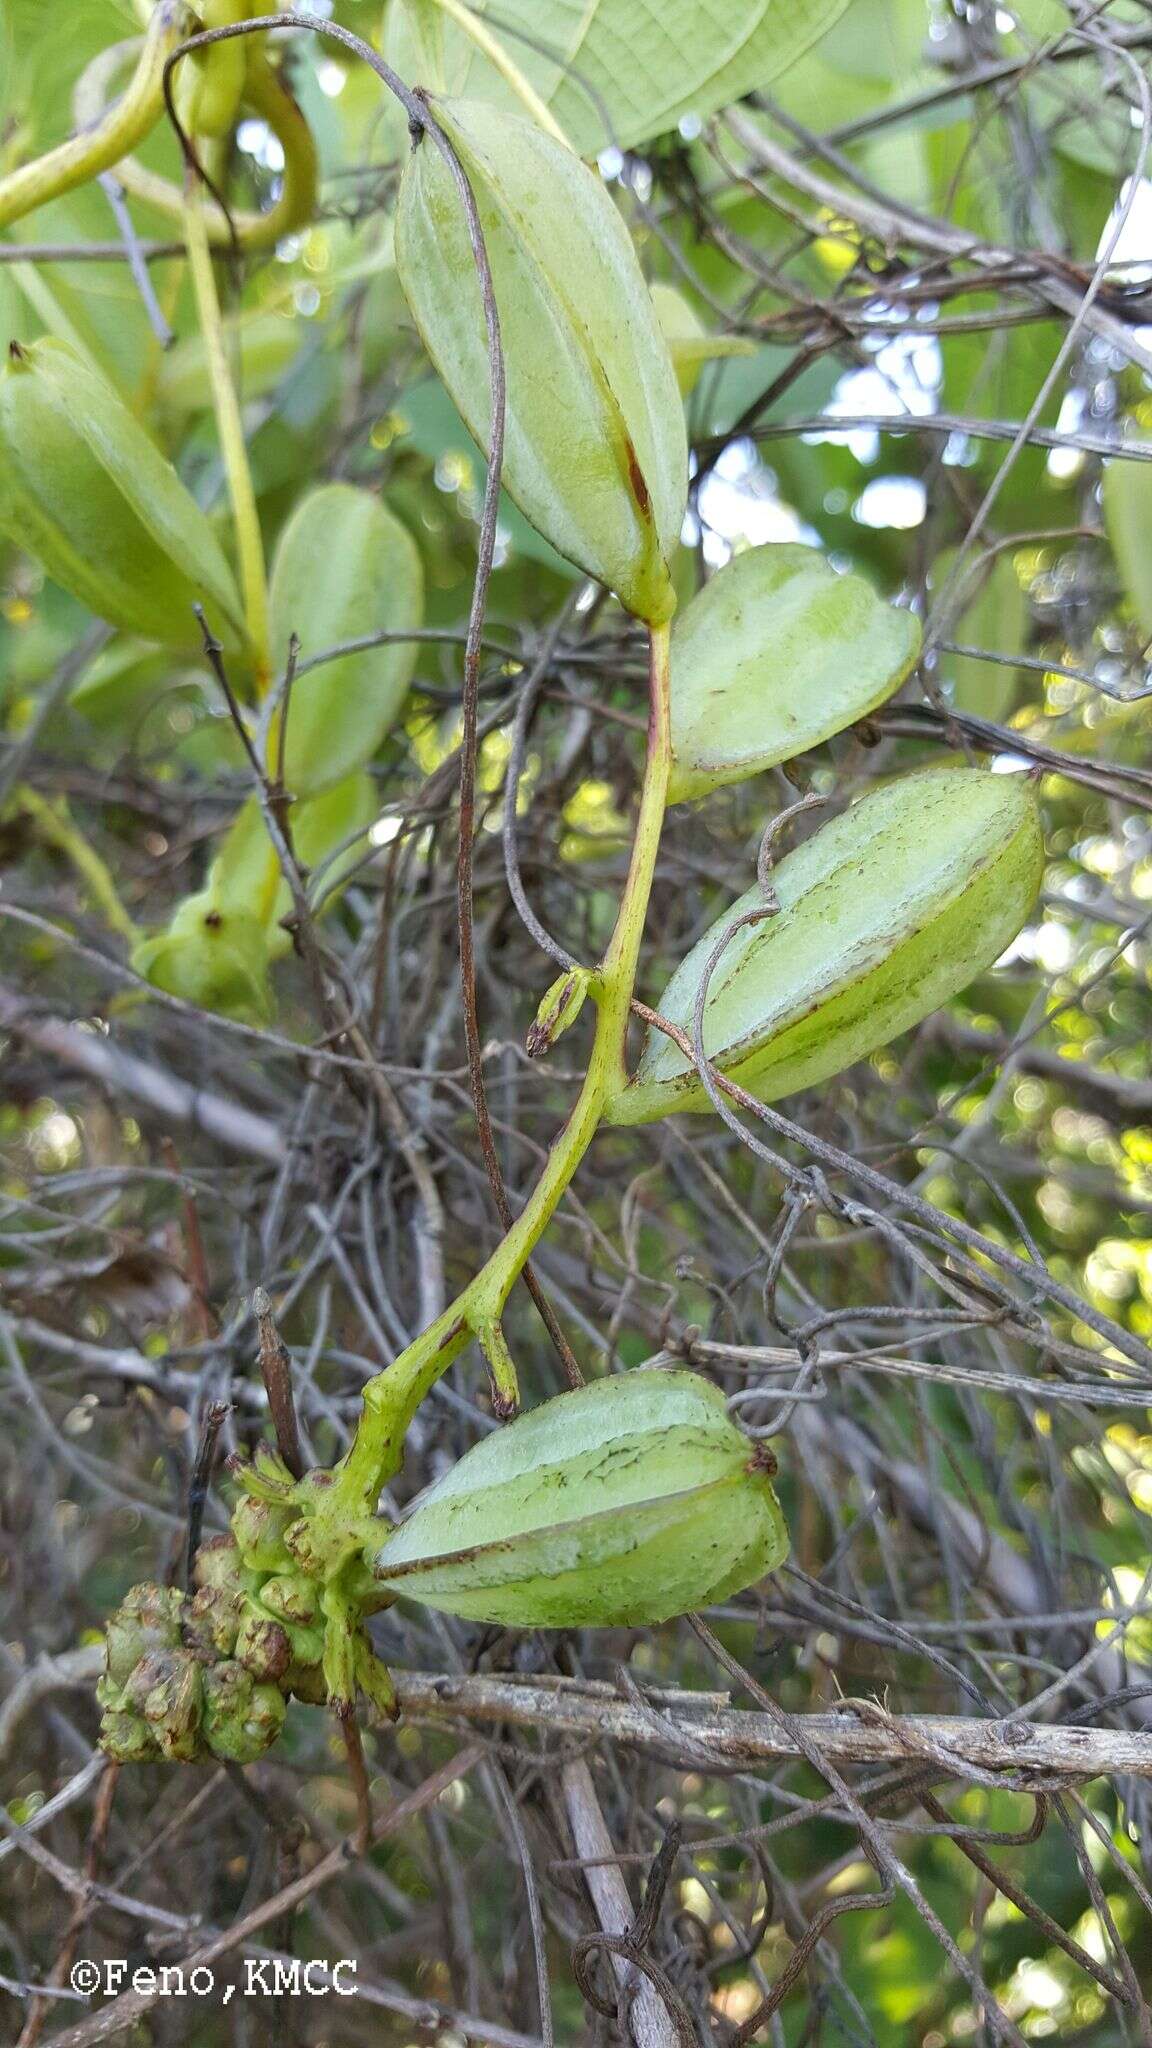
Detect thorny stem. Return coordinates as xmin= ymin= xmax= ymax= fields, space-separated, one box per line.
xmin=329 ymin=619 xmax=673 ymax=1517
xmin=182 ymin=179 xmax=271 ymax=689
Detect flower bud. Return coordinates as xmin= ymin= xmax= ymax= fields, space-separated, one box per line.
xmin=396 ymin=98 xmax=687 ymax=624
xmin=192 ymin=1534 xmax=250 ymax=1596
xmin=101 ymin=1582 xmax=184 ymax=1688
xmin=202 ymin=1660 xmax=287 ymax=1764
xmin=232 ymin=1494 xmax=296 ymax=1574
xmin=234 ymin=1613 xmax=292 ymax=1685
xmin=99 ymin=1710 xmax=160 ymax=1764
xmin=141 ymin=1652 xmax=205 ymax=1764
xmin=612 ymin=767 xmax=1043 ymax=1124
xmin=0 ymin=339 xmax=245 ymax=649
xmin=526 ymin=967 xmax=592 ymax=1057
xmin=186 ymin=1583 xmax=243 ymax=1661
xmin=373 ymin=1369 xmax=787 ymax=1627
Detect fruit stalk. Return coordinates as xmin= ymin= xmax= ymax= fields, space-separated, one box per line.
xmin=323 ymin=619 xmax=673 ymax=1522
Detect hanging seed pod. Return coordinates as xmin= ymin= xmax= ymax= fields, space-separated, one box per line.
xmin=373 ymin=1369 xmax=787 ymax=1627
xmin=611 ymin=766 xmax=1043 ymax=1124
xmin=268 ymin=483 xmax=424 ymax=797
xmin=669 ymin=545 xmax=920 ymax=803
xmin=395 ymin=96 xmax=687 ymax=624
xmin=0 ymin=339 xmax=245 ymax=649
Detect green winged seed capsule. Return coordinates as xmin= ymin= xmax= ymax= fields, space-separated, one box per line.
xmin=669 ymin=545 xmax=921 ymax=803
xmin=131 ymin=895 xmax=275 ymax=1025
xmin=396 ymin=97 xmax=687 ymax=624
xmin=612 ymin=766 xmax=1042 ymax=1124
xmin=0 ymin=339 xmax=245 ymax=649
xmin=268 ymin=482 xmax=424 ymax=797
xmin=373 ymin=1369 xmax=787 ymax=1627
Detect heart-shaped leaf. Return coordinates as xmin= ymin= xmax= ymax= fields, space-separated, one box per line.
xmin=669 ymin=543 xmax=920 ymax=802
xmin=611 ymin=766 xmax=1042 ymax=1122
xmin=386 ymin=0 xmax=852 ymax=157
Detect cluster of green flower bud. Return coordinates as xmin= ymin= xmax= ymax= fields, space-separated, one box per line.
xmin=98 ymin=1441 xmax=401 ymax=1761
xmin=98 ymin=1444 xmax=375 ymax=1764
xmin=97 ymin=1571 xmax=293 ymax=1766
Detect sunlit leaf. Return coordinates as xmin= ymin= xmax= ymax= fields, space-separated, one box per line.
xmin=386 ymin=0 xmax=852 ymax=156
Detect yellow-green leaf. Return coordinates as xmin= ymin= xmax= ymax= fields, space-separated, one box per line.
xmin=0 ymin=337 xmax=245 ymax=649
xmin=386 ymin=0 xmax=852 ymax=157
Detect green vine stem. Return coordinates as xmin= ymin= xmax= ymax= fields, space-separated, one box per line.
xmin=0 ymin=14 xmax=317 ymax=254
xmin=183 ymin=177 xmax=272 ymax=688
xmin=0 ymin=1 xmax=193 ymax=234
xmin=18 ymin=786 xmax=142 ymax=947
xmin=320 ymin=617 xmax=673 ymax=1530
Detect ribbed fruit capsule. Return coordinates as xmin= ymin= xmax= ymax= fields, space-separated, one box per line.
xmin=669 ymin=544 xmax=920 ymax=802
xmin=395 ymin=97 xmax=687 ymax=625
xmin=268 ymin=482 xmax=424 ymax=797
xmin=611 ymin=766 xmax=1043 ymax=1124
xmin=0 ymin=339 xmax=245 ymax=649
xmin=373 ymin=1369 xmax=787 ymax=1627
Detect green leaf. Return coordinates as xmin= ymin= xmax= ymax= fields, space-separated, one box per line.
xmin=612 ymin=766 xmax=1043 ymax=1122
xmin=269 ymin=483 xmax=424 ymax=797
xmin=396 ymin=96 xmax=687 ymax=623
xmin=386 ymin=0 xmax=852 ymax=158
xmin=669 ymin=543 xmax=920 ymax=802
xmin=1104 ymin=456 xmax=1152 ymax=645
